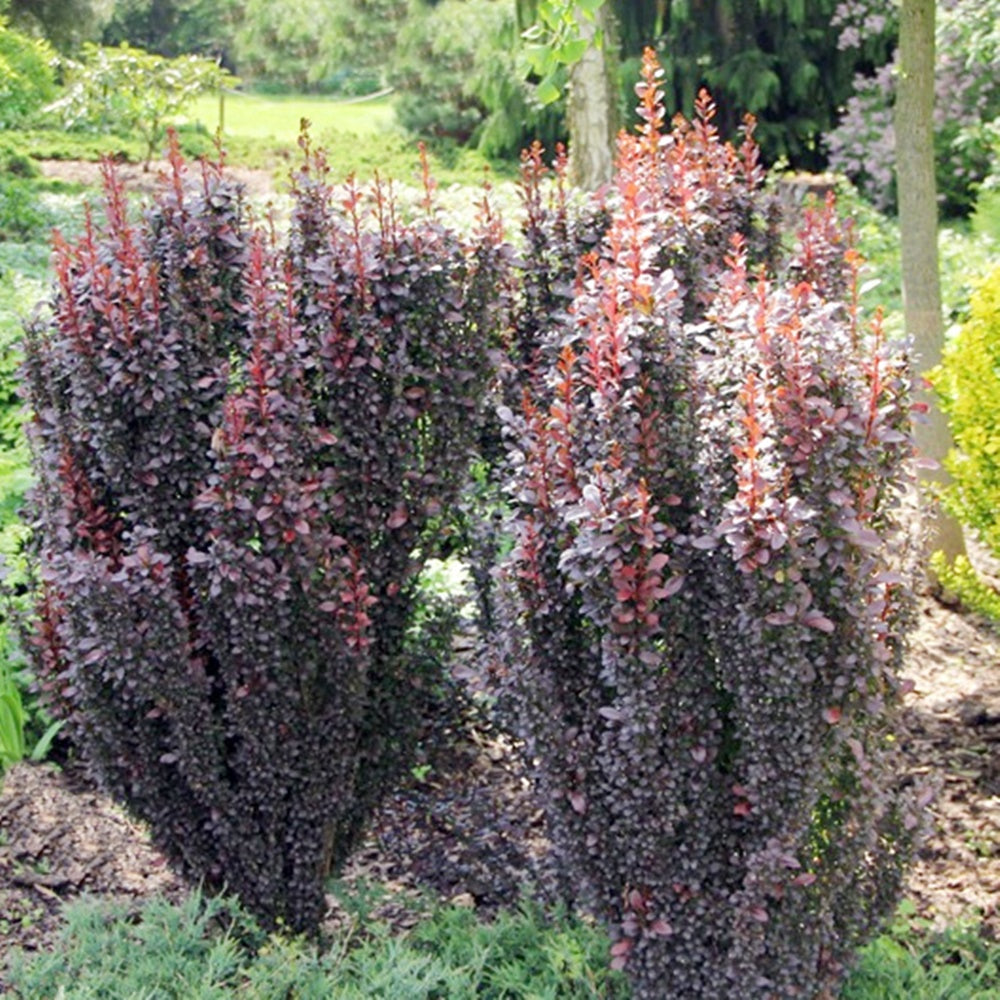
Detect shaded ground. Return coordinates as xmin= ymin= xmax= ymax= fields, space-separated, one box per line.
xmin=900 ymin=597 xmax=1000 ymax=927
xmin=1 ymin=591 xmax=998 ymax=988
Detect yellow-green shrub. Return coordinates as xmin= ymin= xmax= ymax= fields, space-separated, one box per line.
xmin=931 ymin=265 xmax=1000 ymax=616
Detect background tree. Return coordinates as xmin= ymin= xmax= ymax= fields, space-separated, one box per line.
xmin=231 ymin=0 xmax=338 ymax=91
xmin=825 ymin=0 xmax=1000 ymax=216
xmin=232 ymin=0 xmax=405 ymax=93
xmin=0 ymin=16 xmax=57 ymax=127
xmin=518 ymin=0 xmax=890 ymax=171
xmin=519 ymin=0 xmax=617 ymax=188
xmin=896 ymin=0 xmax=966 ymax=572
xmin=4 ymin=0 xmax=107 ymax=51
xmin=101 ymin=0 xmax=243 ymax=63
xmin=564 ymin=1 xmax=617 ymax=188
xmin=391 ymin=0 xmax=565 ymax=159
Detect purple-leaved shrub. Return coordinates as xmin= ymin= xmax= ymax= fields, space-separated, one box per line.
xmin=22 ymin=136 xmax=507 ymax=934
xmin=496 ymin=50 xmax=918 ymax=999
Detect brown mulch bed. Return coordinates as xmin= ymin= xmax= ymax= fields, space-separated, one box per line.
xmin=899 ymin=597 xmax=1000 ymax=928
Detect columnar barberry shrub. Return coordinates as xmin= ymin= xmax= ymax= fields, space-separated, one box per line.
xmin=22 ymin=137 xmax=506 ymax=934
xmin=497 ymin=50 xmax=917 ymax=1000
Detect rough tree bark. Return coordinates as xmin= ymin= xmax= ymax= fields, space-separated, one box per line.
xmin=895 ymin=0 xmax=966 ymax=572
xmin=567 ymin=3 xmax=619 ymax=190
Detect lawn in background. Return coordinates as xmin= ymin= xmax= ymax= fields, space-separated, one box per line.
xmin=187 ymin=91 xmax=397 ymax=144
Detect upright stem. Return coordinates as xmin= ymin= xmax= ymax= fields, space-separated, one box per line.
xmin=568 ymin=4 xmax=619 ymax=190
xmin=896 ymin=0 xmax=966 ymax=572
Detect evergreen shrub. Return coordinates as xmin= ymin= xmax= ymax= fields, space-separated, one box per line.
xmin=391 ymin=0 xmax=564 ymax=159
xmin=0 ymin=177 xmax=53 ymax=243
xmin=495 ymin=50 xmax=919 ymax=1000
xmin=21 ymin=136 xmax=507 ymax=934
xmin=930 ymin=265 xmax=1000 ymax=620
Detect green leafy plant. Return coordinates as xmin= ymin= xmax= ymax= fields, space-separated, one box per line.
xmin=496 ymin=50 xmax=918 ymax=999
xmin=930 ymin=554 xmax=1000 ymax=621
xmin=843 ymin=903 xmax=1000 ymax=1000
xmin=519 ymin=0 xmax=607 ymax=105
xmin=48 ymin=43 xmax=236 ymax=167
xmin=0 ymin=653 xmax=27 ymax=773
xmin=0 ymin=18 xmax=56 ymax=128
xmin=929 ymin=265 xmax=1000 ymax=620
xmin=0 ymin=653 xmax=62 ymax=780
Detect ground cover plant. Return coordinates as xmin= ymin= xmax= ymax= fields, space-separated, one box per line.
xmin=5 ymin=882 xmax=998 ymax=999
xmin=19 ymin=133 xmax=507 ymax=934
xmin=496 ymin=50 xmax=919 ymax=999
xmin=842 ymin=903 xmax=1000 ymax=1000
xmin=5 ymin=887 xmax=629 ymax=999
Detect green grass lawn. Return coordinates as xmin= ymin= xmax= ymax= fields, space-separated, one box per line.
xmin=186 ymin=91 xmax=398 ymax=144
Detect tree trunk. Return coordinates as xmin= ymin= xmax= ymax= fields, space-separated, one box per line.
xmin=567 ymin=4 xmax=619 ymax=190
xmin=895 ymin=0 xmax=966 ymax=574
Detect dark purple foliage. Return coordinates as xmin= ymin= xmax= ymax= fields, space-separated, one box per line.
xmin=22 ymin=136 xmax=507 ymax=934
xmin=495 ymin=51 xmax=918 ymax=1000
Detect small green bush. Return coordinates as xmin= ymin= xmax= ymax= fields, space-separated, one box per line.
xmin=931 ymin=265 xmax=1000 ymax=617
xmin=972 ymin=187 xmax=1000 ymax=243
xmin=0 ymin=148 xmax=39 ymax=179
xmin=0 ymin=178 xmax=53 ymax=243
xmin=0 ymin=650 xmax=27 ymax=775
xmin=49 ymin=43 xmax=235 ymax=166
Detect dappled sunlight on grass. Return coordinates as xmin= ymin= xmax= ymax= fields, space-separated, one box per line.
xmin=187 ymin=91 xmax=397 ymax=143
